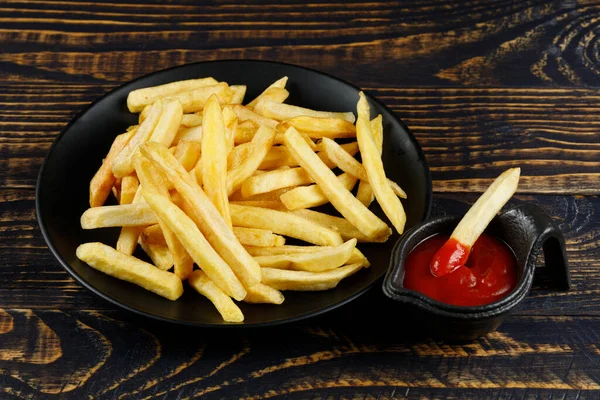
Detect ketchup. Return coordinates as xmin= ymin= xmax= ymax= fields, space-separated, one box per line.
xmin=403 ymin=234 xmax=517 ymax=306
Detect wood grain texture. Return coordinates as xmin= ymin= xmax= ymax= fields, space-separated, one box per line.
xmin=0 ymin=310 xmax=599 ymax=398
xmin=1 ymin=0 xmax=600 ymax=397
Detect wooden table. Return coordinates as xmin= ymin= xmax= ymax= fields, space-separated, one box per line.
xmin=2 ymin=1 xmax=599 ymax=398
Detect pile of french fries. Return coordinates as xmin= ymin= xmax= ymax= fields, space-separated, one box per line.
xmin=77 ymin=76 xmax=407 ymax=322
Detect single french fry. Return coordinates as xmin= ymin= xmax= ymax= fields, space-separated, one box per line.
xmin=244 ymin=245 xmax=368 ymax=266
xmin=233 ymin=227 xmax=286 ymax=247
xmin=76 ymin=242 xmax=183 ymax=300
xmin=173 ymin=125 xmax=202 ymax=145
xmin=127 ymin=77 xmax=218 ymax=112
xmin=81 ymin=203 xmax=157 ymax=229
xmin=240 ymin=167 xmax=312 ymax=198
xmin=229 ymin=85 xmax=247 ymax=105
xmin=148 ymin=99 xmax=183 ymax=149
xmin=112 ymin=100 xmax=163 ymax=178
xmin=230 ymin=204 xmax=342 ymax=246
xmin=138 ymin=238 xmax=173 ymax=271
xmin=244 ymin=283 xmax=285 ymax=304
xmin=232 ymin=105 xmax=279 ymax=129
xmin=140 ymin=142 xmax=262 ymax=289
xmin=322 ymin=138 xmax=406 ymax=199
xmin=261 ymin=263 xmax=363 ymax=291
xmin=254 ymin=100 xmax=356 ymax=123
xmin=89 ymin=130 xmax=136 ymax=207
xmin=431 ymin=168 xmax=521 ymax=277
xmin=254 ymin=239 xmax=356 ymax=272
xmin=229 ymin=187 xmax=294 ymax=202
xmin=227 ymin=126 xmax=276 ymax=195
xmin=247 ymin=77 xmax=288 ymax=108
xmin=120 ymin=175 xmax=139 ymax=205
xmin=142 ymin=190 xmax=246 ymax=300
xmin=228 ymin=142 xmax=252 ymax=170
xmin=277 ymin=116 xmax=356 ymax=139
xmin=279 ymin=172 xmax=358 ymax=211
xmin=356 ymin=93 xmax=406 ymax=234
xmin=188 ymin=270 xmax=244 ymax=322
xmin=174 ymin=140 xmax=201 ymax=171
xmin=355 ymin=115 xmax=384 ymax=206
xmin=135 ymin=156 xmax=193 ymax=280
xmin=202 ymin=95 xmax=232 ymax=228
xmin=283 ymin=127 xmax=391 ymax=240
xmin=164 ymin=83 xmax=233 ymax=113
xmin=181 ymin=113 xmax=203 ymax=127
xmin=141 ymin=224 xmax=166 ymax=246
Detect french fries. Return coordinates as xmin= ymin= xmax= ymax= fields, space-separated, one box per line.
xmin=77 ymin=242 xmax=183 ymax=300
xmin=78 ymin=75 xmax=413 ymax=322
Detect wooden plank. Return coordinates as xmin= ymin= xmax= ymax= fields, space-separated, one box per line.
xmin=1 ymin=85 xmax=598 ymax=193
xmin=4 ymin=188 xmax=599 ymax=314
xmin=0 ymin=1 xmax=598 ymax=86
xmin=0 ymin=310 xmax=598 ymax=397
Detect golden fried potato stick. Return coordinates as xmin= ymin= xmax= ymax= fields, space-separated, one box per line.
xmin=89 ymin=129 xmax=136 ymax=207
xmin=290 ymin=208 xmax=381 ymax=243
xmin=277 ymin=116 xmax=356 ymax=139
xmin=230 ymin=204 xmax=343 ymax=246
xmin=229 ymin=200 xmax=286 ymax=210
xmin=164 ymin=83 xmax=233 ymax=113
xmin=355 ymin=115 xmax=384 ymax=206
xmin=254 ymin=239 xmax=357 ymax=272
xmin=227 ymin=126 xmax=276 ymax=196
xmin=127 ymin=77 xmax=218 ymax=112
xmin=112 ymin=100 xmax=163 ymax=178
xmin=321 ymin=138 xmax=406 ymax=199
xmin=233 ymin=120 xmax=259 ymax=144
xmin=244 ymin=245 xmax=369 ymax=267
xmin=202 ymin=94 xmax=232 ymax=228
xmin=140 ymin=142 xmax=262 ymax=289
xmin=76 ymin=242 xmax=183 ymax=300
xmin=284 ymin=127 xmax=390 ymax=240
xmin=232 ymin=227 xmax=285 ymax=247
xmin=240 ymin=167 xmax=312 ymax=198
xmin=188 ymin=270 xmax=244 ymax=323
xmin=119 ymin=175 xmax=139 ymax=205
xmin=134 ymin=156 xmax=193 ymax=280
xmin=232 ymin=105 xmax=279 ymax=129
xmin=356 ymin=92 xmax=406 ymax=234
xmin=254 ymin=100 xmax=356 ymax=123
xmin=244 ymin=283 xmax=285 ymax=304
xmin=229 ymin=85 xmax=247 ymax=105
xmin=81 ymin=203 xmax=157 ymax=228
xmin=148 ymin=99 xmax=183 ymax=148
xmin=247 ymin=77 xmax=289 ymax=108
xmin=279 ymin=172 xmax=358 ymax=211
xmin=261 ymin=263 xmax=363 ymax=291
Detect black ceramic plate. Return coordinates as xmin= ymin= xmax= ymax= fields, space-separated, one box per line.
xmin=37 ymin=60 xmax=432 ymax=327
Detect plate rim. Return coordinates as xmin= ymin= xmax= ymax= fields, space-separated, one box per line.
xmin=36 ymin=59 xmax=433 ymax=328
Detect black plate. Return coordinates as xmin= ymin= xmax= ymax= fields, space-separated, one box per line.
xmin=36 ymin=60 xmax=432 ymax=327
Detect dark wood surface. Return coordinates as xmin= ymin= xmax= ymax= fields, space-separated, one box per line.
xmin=1 ymin=0 xmax=599 ymax=398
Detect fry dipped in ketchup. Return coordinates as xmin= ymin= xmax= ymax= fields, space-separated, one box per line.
xmin=430 ymin=168 xmax=521 ymax=277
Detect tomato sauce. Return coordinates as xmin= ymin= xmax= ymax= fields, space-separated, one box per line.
xmin=403 ymin=234 xmax=518 ymax=306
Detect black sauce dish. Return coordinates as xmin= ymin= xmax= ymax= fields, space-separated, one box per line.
xmin=382 ymin=203 xmax=571 ymax=341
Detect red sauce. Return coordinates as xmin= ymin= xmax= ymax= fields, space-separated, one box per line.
xmin=404 ymin=234 xmax=518 ymax=306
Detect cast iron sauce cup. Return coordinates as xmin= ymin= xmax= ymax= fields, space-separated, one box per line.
xmin=382 ymin=203 xmax=571 ymax=341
